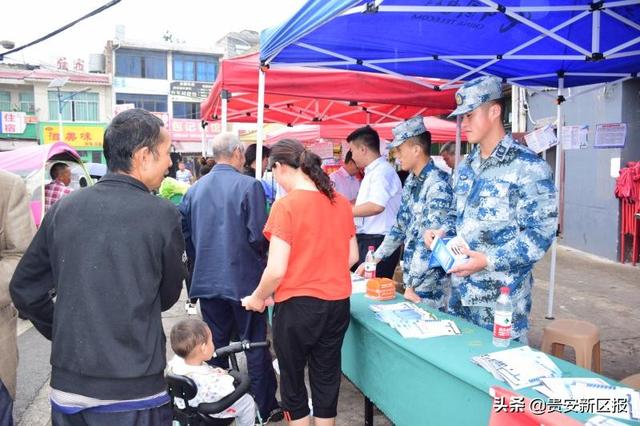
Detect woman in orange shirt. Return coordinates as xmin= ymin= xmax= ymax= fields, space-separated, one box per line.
xmin=243 ymin=139 xmax=359 ymax=426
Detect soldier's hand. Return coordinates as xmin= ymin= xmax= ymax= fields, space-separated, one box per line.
xmin=355 ymin=263 xmax=365 ymax=277
xmin=403 ymin=287 xmax=422 ymax=303
xmin=449 ymin=248 xmax=488 ymax=277
xmin=423 ymin=229 xmax=445 ymax=248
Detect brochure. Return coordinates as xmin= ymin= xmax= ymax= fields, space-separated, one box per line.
xmin=428 ymin=235 xmax=469 ymax=272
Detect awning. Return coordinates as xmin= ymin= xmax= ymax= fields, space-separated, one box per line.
xmin=200 ymin=52 xmax=457 ymax=125
xmin=265 ymin=116 xmax=466 ymax=144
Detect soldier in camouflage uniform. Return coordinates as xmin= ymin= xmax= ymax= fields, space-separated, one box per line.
xmin=424 ymin=76 xmax=558 ymax=342
xmin=361 ymin=116 xmax=453 ymax=310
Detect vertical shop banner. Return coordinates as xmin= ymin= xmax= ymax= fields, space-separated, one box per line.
xmin=0 ymin=112 xmax=27 ymax=134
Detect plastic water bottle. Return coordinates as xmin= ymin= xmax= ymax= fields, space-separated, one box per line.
xmin=364 ymin=246 xmax=377 ymax=279
xmin=493 ymin=286 xmax=513 ymax=347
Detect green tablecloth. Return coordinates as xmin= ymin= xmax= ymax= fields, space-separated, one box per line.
xmin=341 ymin=293 xmax=633 ymax=426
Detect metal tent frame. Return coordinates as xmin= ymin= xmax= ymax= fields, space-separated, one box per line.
xmin=257 ymin=0 xmax=640 ymax=318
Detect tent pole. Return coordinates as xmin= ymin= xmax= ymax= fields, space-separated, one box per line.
xmin=200 ymin=121 xmax=206 ymax=157
xmin=256 ymin=68 xmax=266 ymax=179
xmin=546 ymin=76 xmax=564 ymax=320
xmin=454 ymin=115 xmax=462 ymax=168
xmin=221 ymin=90 xmax=229 ymax=132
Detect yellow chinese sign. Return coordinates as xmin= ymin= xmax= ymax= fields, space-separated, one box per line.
xmin=40 ymin=122 xmax=106 ymax=148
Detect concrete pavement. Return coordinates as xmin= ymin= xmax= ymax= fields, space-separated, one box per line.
xmin=12 ymin=244 xmax=640 ymax=425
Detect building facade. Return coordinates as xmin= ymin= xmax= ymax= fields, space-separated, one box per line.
xmin=523 ymin=80 xmax=640 ymax=262
xmin=104 ymin=37 xmax=222 ymax=154
xmin=0 ymin=64 xmax=112 ymax=162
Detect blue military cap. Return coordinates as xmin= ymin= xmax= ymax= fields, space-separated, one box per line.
xmin=389 ymin=115 xmax=427 ymax=149
xmin=449 ymin=75 xmax=504 ymax=117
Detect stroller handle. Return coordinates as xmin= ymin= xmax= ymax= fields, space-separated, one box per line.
xmin=214 ymin=340 xmax=270 ymax=358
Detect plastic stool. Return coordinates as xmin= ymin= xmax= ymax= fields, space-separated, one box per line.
xmin=541 ymin=319 xmax=601 ymax=373
xmin=621 ymin=373 xmax=640 ymax=390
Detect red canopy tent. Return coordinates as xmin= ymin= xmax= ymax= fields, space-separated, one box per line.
xmin=264 ymin=116 xmax=466 ymax=145
xmin=200 ymin=53 xmax=457 ymax=126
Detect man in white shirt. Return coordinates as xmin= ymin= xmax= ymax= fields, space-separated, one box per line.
xmin=176 ymin=161 xmax=193 ymax=184
xmin=348 ymin=125 xmax=402 ymax=278
xmin=329 ymin=150 xmax=360 ymax=203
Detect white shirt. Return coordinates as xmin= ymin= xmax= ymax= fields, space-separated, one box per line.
xmin=176 ymin=169 xmax=192 ymax=184
xmin=354 ymin=156 xmax=402 ymax=235
xmin=330 ymin=167 xmax=360 ymax=202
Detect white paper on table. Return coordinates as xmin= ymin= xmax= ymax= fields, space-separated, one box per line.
xmin=586 ymin=415 xmax=630 ymax=426
xmin=569 ymin=383 xmax=640 ymax=422
xmin=472 ymin=346 xmax=561 ymax=390
xmin=350 ymin=273 xmax=366 ymax=294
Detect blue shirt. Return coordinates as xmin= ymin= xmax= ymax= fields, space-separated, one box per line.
xmin=446 ymin=134 xmax=558 ymax=307
xmin=375 ymin=160 xmax=453 ymax=308
xmin=179 ymin=164 xmax=268 ymax=300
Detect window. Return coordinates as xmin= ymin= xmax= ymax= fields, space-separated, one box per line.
xmin=0 ymin=91 xmax=11 ymax=111
xmin=173 ymin=54 xmax=217 ymax=82
xmin=115 ymin=49 xmax=167 ymax=79
xmin=19 ymin=92 xmax=35 ymax=114
xmin=172 ymin=102 xmax=200 ymax=119
xmin=116 ymin=93 xmax=167 ymax=112
xmin=48 ymin=91 xmax=99 ymax=121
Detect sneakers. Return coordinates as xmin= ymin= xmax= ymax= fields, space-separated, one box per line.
xmin=257 ymin=406 xmax=284 ymax=424
xmin=185 ymin=302 xmax=198 ymax=315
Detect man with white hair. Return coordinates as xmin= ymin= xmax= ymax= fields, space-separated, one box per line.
xmin=179 ymin=133 xmax=282 ymax=422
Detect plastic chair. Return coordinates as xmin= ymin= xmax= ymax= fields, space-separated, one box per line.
xmin=621 ymin=373 xmax=640 ymax=390
xmin=167 ymin=340 xmax=268 ymax=426
xmin=540 ymin=319 xmax=601 ymax=373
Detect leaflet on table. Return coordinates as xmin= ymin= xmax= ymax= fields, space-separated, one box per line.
xmin=587 ymin=415 xmax=634 ymax=426
xmin=428 ymin=235 xmax=469 ymax=272
xmin=472 ymin=346 xmax=562 ymax=390
xmin=350 ymin=272 xmax=366 ymax=294
xmin=369 ymin=302 xmax=461 ymax=339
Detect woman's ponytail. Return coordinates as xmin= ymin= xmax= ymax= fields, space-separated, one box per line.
xmin=299 ymin=149 xmax=336 ymax=202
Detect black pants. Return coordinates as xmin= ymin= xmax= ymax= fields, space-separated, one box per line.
xmin=200 ymin=298 xmax=279 ymax=419
xmin=51 ymin=403 xmax=172 ymax=426
xmin=273 ymin=297 xmax=350 ymax=421
xmin=354 ymin=234 xmax=402 ymax=279
xmin=0 ymin=380 xmax=13 ymax=426
xmin=184 ymin=256 xmax=197 ymax=304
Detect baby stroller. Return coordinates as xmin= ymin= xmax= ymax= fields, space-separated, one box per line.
xmin=167 ymin=340 xmax=269 ymax=426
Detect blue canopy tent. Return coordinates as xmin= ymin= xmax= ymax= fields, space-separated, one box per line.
xmin=258 ymin=0 xmax=640 ymax=318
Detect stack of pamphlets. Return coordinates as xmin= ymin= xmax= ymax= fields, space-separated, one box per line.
xmin=472 ymin=346 xmax=562 ymax=389
xmin=369 ymin=302 xmax=461 ymax=339
xmin=535 ymin=378 xmax=640 ymax=422
xmin=350 ymin=272 xmax=367 ymax=294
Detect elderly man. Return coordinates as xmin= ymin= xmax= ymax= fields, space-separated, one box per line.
xmin=348 ymin=125 xmax=403 ymax=278
xmin=44 ymin=162 xmax=73 ymax=211
xmin=439 ymin=141 xmax=456 ymax=171
xmin=359 ymin=116 xmax=453 ymax=309
xmin=179 ymin=133 xmax=281 ymax=422
xmin=1 ymin=170 xmax=35 ymax=426
xmin=330 ymin=150 xmax=360 ymax=203
xmin=11 ymin=108 xmax=185 ymax=425
xmin=424 ymin=76 xmax=558 ymax=343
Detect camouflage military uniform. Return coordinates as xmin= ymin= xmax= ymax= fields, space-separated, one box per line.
xmin=375 ymin=160 xmax=453 ymax=310
xmin=446 ymin=134 xmax=558 ymax=341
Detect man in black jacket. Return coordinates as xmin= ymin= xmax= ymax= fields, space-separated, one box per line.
xmin=10 ymin=108 xmax=185 ymax=425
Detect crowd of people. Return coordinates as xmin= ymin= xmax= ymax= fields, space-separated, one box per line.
xmin=0 ymin=75 xmax=558 ymax=426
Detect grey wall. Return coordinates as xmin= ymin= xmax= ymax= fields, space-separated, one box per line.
xmin=526 ymin=80 xmax=638 ymax=261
